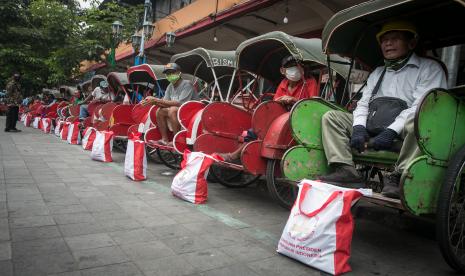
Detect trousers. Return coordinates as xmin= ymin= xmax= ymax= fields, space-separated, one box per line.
xmin=321 ymin=110 xmax=421 ymax=172
xmin=5 ymin=105 xmax=19 ymax=131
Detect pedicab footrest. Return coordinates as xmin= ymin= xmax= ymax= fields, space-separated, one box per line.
xmin=147 ymin=140 xmax=175 ymax=151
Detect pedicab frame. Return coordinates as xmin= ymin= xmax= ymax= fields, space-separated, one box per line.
xmin=280 ymin=0 xmax=465 ymax=271
xmin=194 ymin=31 xmax=350 ymax=192
xmin=142 ymin=50 xmax=240 ymax=170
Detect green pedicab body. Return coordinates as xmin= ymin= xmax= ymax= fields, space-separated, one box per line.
xmin=282 ymin=88 xmax=465 ymax=216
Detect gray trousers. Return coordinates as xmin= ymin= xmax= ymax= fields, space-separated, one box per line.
xmin=321 ymin=110 xmax=421 ymax=172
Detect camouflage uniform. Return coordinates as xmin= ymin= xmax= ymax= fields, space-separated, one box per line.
xmin=4 ymin=78 xmax=22 ymax=131
xmin=5 ymin=79 xmax=22 ymax=105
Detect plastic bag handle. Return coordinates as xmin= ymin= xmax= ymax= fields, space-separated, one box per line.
xmin=298 ymin=183 xmax=341 ymax=218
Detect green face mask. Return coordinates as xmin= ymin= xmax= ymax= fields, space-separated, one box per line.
xmin=166 ymin=73 xmax=181 ymax=83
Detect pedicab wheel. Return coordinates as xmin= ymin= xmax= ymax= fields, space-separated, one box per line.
xmin=146 ymin=146 xmax=163 ymax=164
xmin=156 ymin=148 xmax=182 ymax=170
xmin=113 ymin=139 xmax=127 ymax=152
xmin=209 ymin=164 xmax=259 ymax=188
xmin=266 ymin=159 xmax=297 ymax=210
xmin=437 ymin=145 xmax=465 ymax=273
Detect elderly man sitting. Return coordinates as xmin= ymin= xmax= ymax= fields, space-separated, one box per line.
xmin=141 ymin=63 xmax=198 ymax=146
xmin=318 ymin=20 xmax=447 ymax=198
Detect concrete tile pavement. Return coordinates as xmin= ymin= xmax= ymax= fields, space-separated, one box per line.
xmin=0 ymin=117 xmax=455 ymax=275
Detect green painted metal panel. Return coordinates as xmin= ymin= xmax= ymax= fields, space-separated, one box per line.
xmin=281 ymin=145 xmax=329 ymax=181
xmin=289 ymin=98 xmax=343 ymax=148
xmin=401 ymin=156 xmax=446 ymax=215
xmin=353 ymin=150 xmax=399 ymax=165
xmin=416 ymin=90 xmax=457 ymax=161
xmin=450 ymin=99 xmax=465 ymax=158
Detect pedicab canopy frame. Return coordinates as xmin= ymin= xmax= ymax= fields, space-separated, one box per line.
xmin=127 ymin=64 xmax=170 ymax=100
xmin=90 ymin=74 xmax=107 ymax=91
xmin=107 ymin=72 xmax=130 ymax=96
xmin=236 ymin=31 xmax=350 ymax=84
xmin=80 ymin=80 xmax=92 ymax=95
xmin=170 ymin=48 xmax=236 ymax=102
xmin=322 ymin=0 xmax=465 ymax=69
xmin=235 ymin=31 xmax=350 ymax=104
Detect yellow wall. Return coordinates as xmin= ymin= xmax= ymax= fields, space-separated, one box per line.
xmin=80 ymin=0 xmax=249 ymax=73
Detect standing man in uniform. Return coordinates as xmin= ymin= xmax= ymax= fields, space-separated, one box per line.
xmin=4 ymin=73 xmax=23 ymax=132
xmin=141 ymin=63 xmax=198 ymax=145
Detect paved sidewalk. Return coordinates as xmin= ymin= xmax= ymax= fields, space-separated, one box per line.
xmin=0 ymin=117 xmax=454 ymax=275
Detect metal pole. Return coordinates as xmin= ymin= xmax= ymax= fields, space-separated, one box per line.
xmin=441 ymin=45 xmax=462 ymax=87
xmin=226 ymin=69 xmax=237 ymax=102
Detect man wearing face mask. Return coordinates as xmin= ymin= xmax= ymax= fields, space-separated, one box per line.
xmin=273 ymin=56 xmax=318 ymax=104
xmin=217 ymin=56 xmax=318 ymax=162
xmin=141 ymin=63 xmax=198 ymax=145
xmin=318 ymin=20 xmax=447 ymax=198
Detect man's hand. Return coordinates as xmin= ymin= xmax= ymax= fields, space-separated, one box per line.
xmin=372 ymin=129 xmax=398 ymax=151
xmin=141 ymin=96 xmax=158 ymax=106
xmin=276 ymin=95 xmax=296 ymax=105
xmin=350 ymin=125 xmax=369 ymax=153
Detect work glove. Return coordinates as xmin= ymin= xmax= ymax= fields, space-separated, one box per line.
xmin=372 ymin=128 xmax=398 ymax=151
xmin=350 ymin=125 xmax=369 ymax=153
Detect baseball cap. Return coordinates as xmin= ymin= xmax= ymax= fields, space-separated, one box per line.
xmin=100 ymin=80 xmax=109 ymax=88
xmin=163 ymin=63 xmax=181 ymax=74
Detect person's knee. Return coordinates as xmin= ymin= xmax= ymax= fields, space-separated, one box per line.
xmin=157 ymin=107 xmax=168 ymax=117
xmin=322 ymin=110 xmax=342 ymax=126
xmin=167 ymin=107 xmax=178 ymax=117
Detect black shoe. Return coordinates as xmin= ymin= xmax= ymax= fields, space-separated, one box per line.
xmin=381 ymin=172 xmax=401 ymax=199
xmin=318 ymin=164 xmax=365 ymax=188
xmin=9 ymin=129 xmax=21 ymax=132
xmin=4 ymin=129 xmax=10 ymax=132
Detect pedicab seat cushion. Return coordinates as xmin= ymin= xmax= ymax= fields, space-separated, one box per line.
xmin=352 ymin=140 xmax=402 ymax=166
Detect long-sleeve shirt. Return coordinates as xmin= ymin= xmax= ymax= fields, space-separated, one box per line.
xmin=352 ymin=53 xmax=448 ymax=133
xmin=273 ymin=77 xmax=319 ymax=101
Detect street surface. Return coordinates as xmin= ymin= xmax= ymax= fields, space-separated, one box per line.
xmin=0 ymin=117 xmax=454 ymax=275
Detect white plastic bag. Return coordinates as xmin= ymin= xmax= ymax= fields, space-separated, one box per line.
xmin=124 ymin=132 xmax=147 ymax=181
xmin=91 ymin=131 xmax=114 ymax=162
xmin=277 ymin=180 xmax=371 ymax=275
xmin=171 ymin=151 xmax=220 ymax=204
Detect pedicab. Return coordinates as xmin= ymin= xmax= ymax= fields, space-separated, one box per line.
xmin=194 ymin=31 xmax=349 ymax=192
xmin=143 ymin=48 xmax=240 ymax=170
xmin=81 ymin=74 xmax=110 ymax=129
xmin=280 ymin=0 xmax=465 ymax=271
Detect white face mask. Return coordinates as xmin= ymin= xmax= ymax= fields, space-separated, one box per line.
xmin=285 ymin=66 xmax=302 ymax=81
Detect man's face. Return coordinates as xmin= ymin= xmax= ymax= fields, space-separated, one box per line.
xmin=380 ymin=31 xmax=416 ymax=59
xmin=13 ymin=74 xmax=20 ymax=81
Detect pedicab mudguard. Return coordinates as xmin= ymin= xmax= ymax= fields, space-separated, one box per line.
xmin=111 ymin=105 xmax=135 ymax=125
xmin=241 ymin=140 xmax=267 ymax=175
xmin=401 ymin=155 xmax=446 ymax=215
xmin=194 ymin=133 xmax=239 ymax=155
xmin=68 ymin=105 xmax=80 ymax=117
xmin=144 ymin=127 xmax=174 ymax=149
xmin=100 ymin=102 xmax=118 ymax=122
xmin=173 ymin=130 xmax=188 ymax=154
xmin=281 ymin=145 xmax=329 ymax=181
xmin=415 ymin=89 xmax=459 ymax=161
xmin=87 ymin=102 xmax=102 ymax=117
xmin=252 ymin=101 xmax=287 ymax=140
xmin=131 ymin=104 xmax=152 ymax=124
xmin=185 ymin=109 xmax=204 ymax=145
xmin=148 ymin=105 xmax=159 ymax=126
xmin=109 ymin=124 xmax=131 ymax=138
xmin=290 ymin=98 xmax=345 ymax=147
xmin=261 ymin=112 xmax=294 ymax=160
xmin=94 ymin=120 xmax=109 ymax=131
xmin=82 ymin=117 xmax=92 ymax=128
xmin=201 ymin=102 xmax=251 ymax=136
xmin=178 ymin=101 xmax=206 ymax=129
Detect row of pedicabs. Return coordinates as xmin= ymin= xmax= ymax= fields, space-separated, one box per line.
xmin=21 ymin=0 xmax=465 ymax=273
